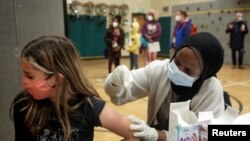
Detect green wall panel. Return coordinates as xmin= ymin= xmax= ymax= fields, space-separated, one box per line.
xmin=67 ymin=15 xmax=107 ymax=57
xmin=159 ymin=17 xmax=171 ymax=56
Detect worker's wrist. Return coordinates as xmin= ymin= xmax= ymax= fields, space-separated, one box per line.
xmin=157 ymin=130 xmax=168 ymax=141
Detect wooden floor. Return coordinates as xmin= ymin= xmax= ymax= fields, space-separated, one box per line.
xmin=81 ymin=55 xmax=250 ymax=141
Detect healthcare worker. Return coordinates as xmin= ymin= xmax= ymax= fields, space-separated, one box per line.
xmin=104 ymin=32 xmax=225 ymax=141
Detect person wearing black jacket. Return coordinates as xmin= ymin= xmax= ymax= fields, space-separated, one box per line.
xmin=104 ymin=16 xmax=125 ymax=73
xmin=226 ymin=11 xmax=248 ymax=69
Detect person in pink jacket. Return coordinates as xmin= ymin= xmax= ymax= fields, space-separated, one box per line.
xmin=141 ymin=9 xmax=162 ymax=63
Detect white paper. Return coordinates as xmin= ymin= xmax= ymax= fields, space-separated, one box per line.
xmin=168 ymin=100 xmax=250 ymax=141
xmin=211 ymin=106 xmax=239 ymax=124
xmin=234 ymin=113 xmax=250 ymax=124
xmin=198 ymin=111 xmax=214 ymax=123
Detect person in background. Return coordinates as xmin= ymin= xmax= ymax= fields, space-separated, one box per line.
xmin=105 ymin=16 xmax=125 ymax=73
xmin=126 ymin=18 xmax=141 ymax=70
xmin=226 ymin=11 xmax=248 ymax=69
xmin=141 ymin=9 xmax=162 ymax=63
xmin=10 ymin=35 xmax=138 ymax=141
xmin=170 ymin=10 xmax=192 ymax=58
xmin=104 ymin=32 xmax=224 ymax=141
xmin=140 ymin=36 xmax=150 ymax=66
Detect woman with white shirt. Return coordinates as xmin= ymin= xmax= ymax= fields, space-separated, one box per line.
xmin=104 ymin=32 xmax=225 ymax=141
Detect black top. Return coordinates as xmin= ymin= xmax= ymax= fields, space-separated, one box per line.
xmin=226 ymin=20 xmax=248 ymax=49
xmin=13 ymin=92 xmax=105 ymax=141
xmin=104 ymin=26 xmax=125 ymax=58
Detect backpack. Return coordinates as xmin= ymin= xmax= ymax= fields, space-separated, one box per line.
xmin=190 ymin=23 xmax=198 ymax=36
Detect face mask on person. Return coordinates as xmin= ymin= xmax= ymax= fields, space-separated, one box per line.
xmin=147 ymin=15 xmax=153 ymax=21
xmin=167 ymin=61 xmax=198 ymax=87
xmin=175 ymin=15 xmax=181 ymax=22
xmin=23 ymin=76 xmax=55 ymax=100
xmin=112 ymin=22 xmax=118 ymax=27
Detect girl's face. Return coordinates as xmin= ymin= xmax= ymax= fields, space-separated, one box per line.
xmin=21 ymin=57 xmax=57 ymax=101
xmin=174 ymin=47 xmax=203 ymax=77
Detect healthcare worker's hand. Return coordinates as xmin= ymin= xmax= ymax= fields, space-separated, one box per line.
xmin=128 ymin=115 xmax=158 ymax=141
xmin=111 ymin=65 xmax=133 ymax=87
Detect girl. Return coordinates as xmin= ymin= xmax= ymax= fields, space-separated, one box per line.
xmin=10 ymin=35 xmax=138 ymax=141
xmin=141 ymin=9 xmax=162 ymax=63
xmin=126 ymin=19 xmax=141 ymax=70
xmin=104 ymin=16 xmax=125 ymax=73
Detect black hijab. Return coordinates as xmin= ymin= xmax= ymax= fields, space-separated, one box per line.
xmin=170 ymin=32 xmax=224 ymax=101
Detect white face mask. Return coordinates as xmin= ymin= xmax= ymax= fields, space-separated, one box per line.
xmin=112 ymin=22 xmax=118 ymax=27
xmin=167 ymin=61 xmax=198 ymax=87
xmin=147 ymin=15 xmax=153 ymax=21
xmin=175 ymin=15 xmax=181 ymax=22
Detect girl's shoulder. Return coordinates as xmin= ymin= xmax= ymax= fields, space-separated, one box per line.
xmin=70 ymin=94 xmax=105 ymax=109
xmin=13 ymin=91 xmax=30 ymax=110
xmin=73 ymin=95 xmax=105 ymax=127
xmin=84 ymin=96 xmax=104 ymax=106
xmin=14 ymin=91 xmax=27 ymax=101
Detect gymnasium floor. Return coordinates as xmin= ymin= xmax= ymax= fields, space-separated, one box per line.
xmin=80 ymin=55 xmax=250 ymax=141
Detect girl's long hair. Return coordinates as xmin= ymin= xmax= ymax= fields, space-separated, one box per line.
xmin=10 ymin=35 xmax=100 ymax=141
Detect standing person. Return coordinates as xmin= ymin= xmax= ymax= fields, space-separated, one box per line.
xmin=170 ymin=10 xmax=192 ymax=58
xmin=141 ymin=9 xmax=162 ymax=63
xmin=105 ymin=16 xmax=125 ymax=73
xmin=104 ymin=32 xmax=225 ymax=141
xmin=140 ymin=36 xmax=150 ymax=65
xmin=126 ymin=19 xmax=141 ymax=70
xmin=226 ymin=11 xmax=248 ymax=69
xmin=10 ymin=35 xmax=139 ymax=141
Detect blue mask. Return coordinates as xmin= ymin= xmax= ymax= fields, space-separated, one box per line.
xmin=167 ymin=61 xmax=198 ymax=87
